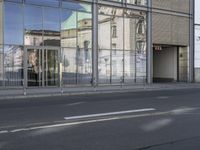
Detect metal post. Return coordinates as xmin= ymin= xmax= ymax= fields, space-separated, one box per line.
xmin=23 ymin=47 xmax=28 ymax=96
xmin=189 ymin=0 xmax=195 ymax=83
xmin=92 ymin=0 xmax=98 ymax=88
xmin=147 ymin=0 xmax=153 ymax=84
xmin=23 ymin=79 xmax=27 ymax=96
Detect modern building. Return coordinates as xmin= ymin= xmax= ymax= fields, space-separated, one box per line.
xmin=195 ymin=0 xmax=200 ymax=82
xmin=0 ymin=0 xmax=194 ymax=89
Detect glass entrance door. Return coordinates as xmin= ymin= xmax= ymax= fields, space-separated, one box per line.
xmin=44 ymin=49 xmax=59 ymax=86
xmin=26 ymin=47 xmax=59 ymax=87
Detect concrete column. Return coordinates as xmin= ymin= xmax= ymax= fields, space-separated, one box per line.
xmin=147 ymin=0 xmax=153 ymax=84
xmin=92 ymin=0 xmax=98 ymax=87
xmin=189 ymin=0 xmax=195 ymax=82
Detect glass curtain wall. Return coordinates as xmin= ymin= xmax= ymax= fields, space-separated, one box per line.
xmin=0 ymin=1 xmax=3 ymax=86
xmin=98 ymin=6 xmax=146 ymax=84
xmin=3 ymin=2 xmax=24 ymax=86
xmin=103 ymin=0 xmax=147 ymax=6
xmin=61 ymin=1 xmax=92 ymax=85
xmin=0 ymin=0 xmax=148 ymax=88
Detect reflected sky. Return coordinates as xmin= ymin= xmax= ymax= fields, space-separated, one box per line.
xmin=4 ymin=3 xmax=23 ymax=45
xmin=4 ymin=1 xmax=92 ymax=45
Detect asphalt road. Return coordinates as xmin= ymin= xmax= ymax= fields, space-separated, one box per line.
xmin=1 ymin=88 xmax=200 ymax=150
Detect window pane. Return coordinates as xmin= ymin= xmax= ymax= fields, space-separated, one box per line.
xmin=62 ymin=1 xmax=91 ymax=12
xmin=98 ymin=50 xmax=111 ymax=84
xmin=0 ymin=46 xmax=3 ymax=86
xmin=98 ymin=15 xmax=111 ymax=50
xmin=61 ymin=9 xmax=77 ymax=48
xmin=26 ymin=0 xmax=59 ymax=7
xmin=4 ymin=3 xmax=23 ymax=45
xmin=124 ymin=51 xmax=136 ymax=83
xmin=43 ymin=7 xmax=60 ymax=46
xmin=62 ymin=48 xmax=77 ymax=85
xmin=126 ymin=0 xmax=147 ymax=6
xmin=111 ymin=50 xmax=123 ymax=83
xmin=77 ymin=48 xmax=92 ymax=84
xmin=62 ymin=47 xmax=92 ymax=85
xmin=124 ymin=18 xmax=136 ymax=50
xmin=77 ymin=12 xmax=92 ymax=49
xmin=4 ymin=45 xmax=23 ymax=86
xmin=24 ymin=5 xmax=43 ymax=46
xmin=136 ymin=52 xmax=146 ymax=82
xmin=111 ymin=17 xmax=123 ymax=50
xmin=0 ymin=2 xmax=2 ymax=45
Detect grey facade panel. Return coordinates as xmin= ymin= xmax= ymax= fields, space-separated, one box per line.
xmin=152 ymin=13 xmax=189 ymax=46
xmin=152 ymin=0 xmax=190 ymax=13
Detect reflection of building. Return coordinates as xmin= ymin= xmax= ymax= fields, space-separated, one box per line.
xmin=0 ymin=0 xmax=195 ymax=88
xmin=195 ymin=0 xmax=200 ymax=82
xmin=25 ymin=30 xmax=60 ymax=46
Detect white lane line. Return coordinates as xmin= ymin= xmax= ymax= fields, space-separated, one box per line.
xmin=0 ymin=130 xmax=8 ymax=134
xmin=67 ymin=102 xmax=86 ymax=106
xmin=156 ymin=96 xmax=169 ymax=99
xmin=0 ymin=108 xmax=156 ymax=134
xmin=64 ymin=108 xmax=156 ymax=120
xmin=3 ymin=117 xmax=120 ymax=134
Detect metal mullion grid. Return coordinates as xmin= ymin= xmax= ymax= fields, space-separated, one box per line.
xmin=76 ymin=11 xmax=78 ymax=85
xmin=22 ymin=0 xmax=26 ymax=88
xmin=122 ymin=9 xmax=125 ymax=84
xmin=2 ymin=0 xmax=5 ymax=87
xmin=42 ymin=6 xmax=44 ymax=87
xmin=134 ymin=18 xmax=137 ymax=83
xmin=59 ymin=7 xmax=62 ymax=88
xmin=61 ymin=0 xmax=92 ymax=13
xmin=110 ymin=15 xmax=112 ymax=84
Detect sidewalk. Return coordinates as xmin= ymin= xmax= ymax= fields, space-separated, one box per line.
xmin=0 ymin=83 xmax=200 ymax=100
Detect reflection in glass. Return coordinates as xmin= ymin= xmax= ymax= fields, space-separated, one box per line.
xmin=77 ymin=12 xmax=92 ymax=49
xmin=124 ymin=51 xmax=136 ymax=83
xmin=0 ymin=46 xmax=3 ymax=86
xmin=43 ymin=7 xmax=60 ymax=46
xmin=124 ymin=17 xmax=136 ymax=50
xmin=0 ymin=2 xmax=2 ymax=45
xmin=44 ymin=50 xmax=58 ymax=86
xmin=111 ymin=17 xmax=123 ymax=50
xmin=62 ymin=47 xmax=92 ymax=85
xmin=98 ymin=50 xmax=111 ymax=84
xmin=62 ymin=1 xmax=91 ymax=12
xmin=27 ymin=49 xmax=58 ymax=86
xmin=62 ymin=48 xmax=77 ymax=84
xmin=4 ymin=2 xmax=23 ymax=45
xmin=98 ymin=15 xmax=111 ymax=50
xmin=136 ymin=52 xmax=146 ymax=82
xmin=77 ymin=48 xmax=92 ymax=84
xmin=111 ymin=50 xmax=123 ymax=83
xmin=26 ymin=0 xmax=60 ymax=7
xmin=61 ymin=10 xmax=77 ymax=48
xmin=126 ymin=0 xmax=147 ymax=5
xmin=24 ymin=5 xmax=43 ymax=46
xmin=98 ymin=6 xmax=147 ymax=84
xmin=27 ymin=49 xmax=42 ymax=86
xmin=4 ymin=45 xmax=23 ymax=86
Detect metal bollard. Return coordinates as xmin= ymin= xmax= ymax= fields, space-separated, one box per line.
xmin=120 ymin=76 xmax=123 ymax=89
xmin=23 ymin=80 xmax=27 ymax=96
xmin=93 ymin=78 xmax=97 ymax=91
xmin=61 ymin=81 xmax=64 ymax=94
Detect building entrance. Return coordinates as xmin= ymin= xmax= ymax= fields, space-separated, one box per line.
xmin=153 ymin=45 xmax=178 ymax=82
xmin=25 ymin=47 xmax=59 ymax=87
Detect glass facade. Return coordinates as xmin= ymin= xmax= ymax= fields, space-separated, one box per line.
xmin=98 ymin=6 xmax=146 ymax=84
xmin=195 ymin=0 xmax=200 ymax=82
xmin=0 ymin=0 xmax=193 ymax=88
